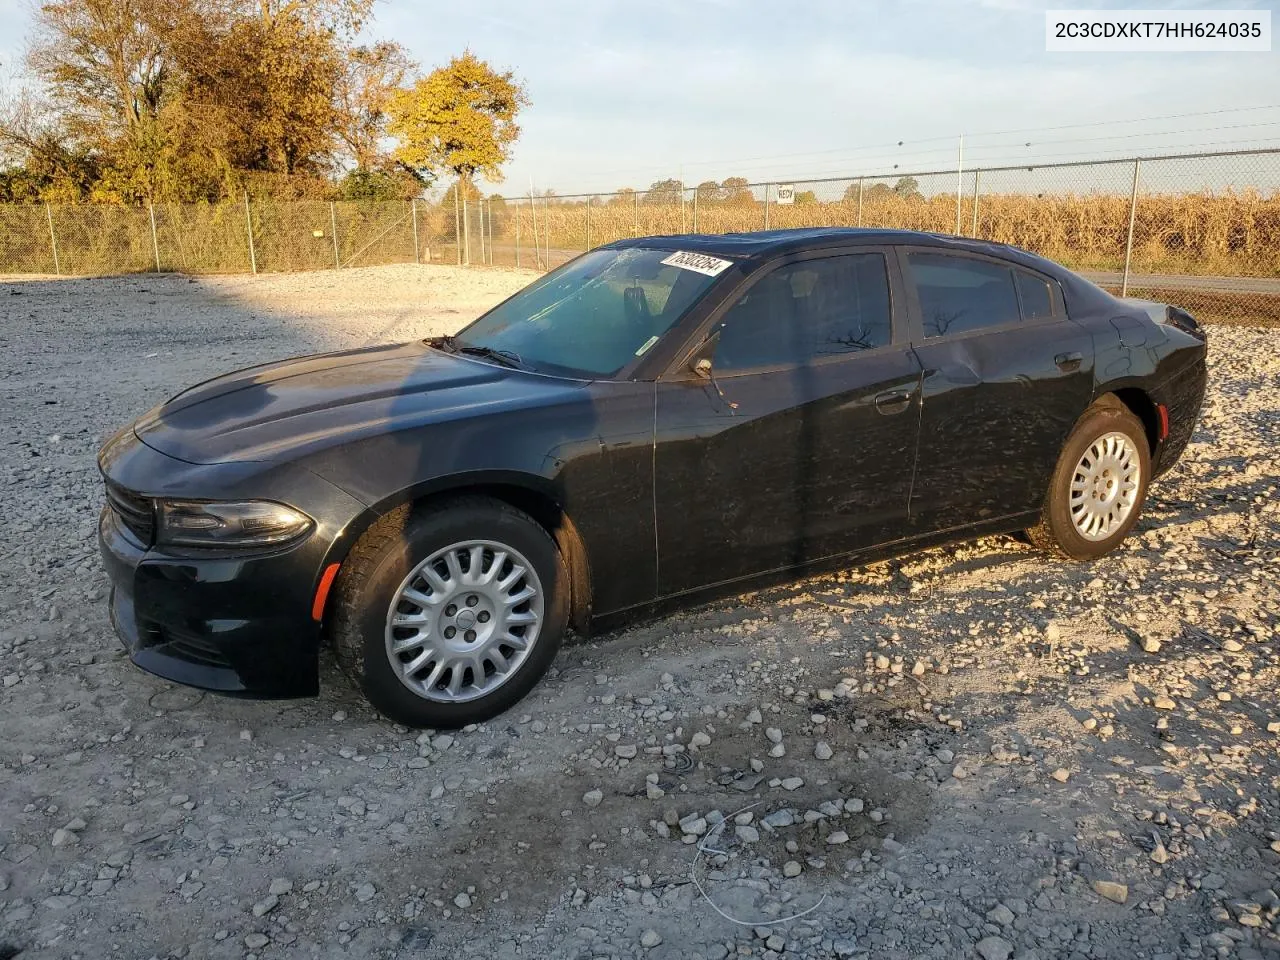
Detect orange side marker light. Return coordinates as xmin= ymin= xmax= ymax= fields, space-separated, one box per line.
xmin=312 ymin=562 xmax=341 ymax=622
xmin=1156 ymin=403 xmax=1169 ymax=441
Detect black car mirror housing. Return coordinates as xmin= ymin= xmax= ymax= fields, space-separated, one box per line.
xmin=688 ymin=329 xmax=720 ymax=379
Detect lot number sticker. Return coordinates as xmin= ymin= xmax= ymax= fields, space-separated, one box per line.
xmin=660 ymin=250 xmax=735 ymax=277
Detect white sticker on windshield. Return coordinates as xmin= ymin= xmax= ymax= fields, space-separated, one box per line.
xmin=660 ymin=250 xmax=734 ymax=277
xmin=635 ymin=334 xmax=660 ymax=357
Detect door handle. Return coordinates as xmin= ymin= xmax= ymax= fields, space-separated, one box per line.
xmin=874 ymin=389 xmax=914 ymax=415
xmin=1055 ymin=351 xmax=1083 ymax=373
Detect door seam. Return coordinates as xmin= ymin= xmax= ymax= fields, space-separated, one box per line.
xmin=650 ymin=380 xmax=660 ymax=595
xmin=904 ymin=347 xmax=926 ymax=521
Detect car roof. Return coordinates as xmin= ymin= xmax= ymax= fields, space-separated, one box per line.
xmin=605 ymin=226 xmax=1119 ymax=314
xmin=607 ymin=227 xmax=1029 ymax=262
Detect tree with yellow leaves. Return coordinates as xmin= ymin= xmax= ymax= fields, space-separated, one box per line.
xmin=387 ymin=51 xmax=528 ymax=190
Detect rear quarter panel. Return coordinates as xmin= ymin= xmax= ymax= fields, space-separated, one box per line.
xmin=1070 ymin=298 xmax=1207 ymax=475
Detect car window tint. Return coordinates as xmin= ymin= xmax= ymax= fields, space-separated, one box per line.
xmin=1016 ymin=270 xmax=1055 ymax=321
xmin=713 ymin=254 xmax=892 ymax=371
xmin=908 ymin=253 xmax=1021 ymax=338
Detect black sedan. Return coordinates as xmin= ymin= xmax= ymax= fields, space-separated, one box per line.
xmin=98 ymin=228 xmax=1208 ymax=727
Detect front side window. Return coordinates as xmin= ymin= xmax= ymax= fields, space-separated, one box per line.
xmin=713 ymin=254 xmax=893 ymax=372
xmin=908 ymin=253 xmax=1021 ymax=338
xmin=455 ymin=247 xmax=727 ymax=377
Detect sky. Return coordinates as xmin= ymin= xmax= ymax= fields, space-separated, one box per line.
xmin=2 ymin=0 xmax=1278 ymax=196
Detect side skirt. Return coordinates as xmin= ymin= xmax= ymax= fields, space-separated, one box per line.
xmin=587 ymin=511 xmax=1041 ymax=635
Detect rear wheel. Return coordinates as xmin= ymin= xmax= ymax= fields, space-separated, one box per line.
xmin=1027 ymin=398 xmax=1151 ymax=561
xmin=332 ymin=497 xmax=569 ymax=728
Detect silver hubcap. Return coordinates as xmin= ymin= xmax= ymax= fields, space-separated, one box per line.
xmin=385 ymin=540 xmax=543 ymax=703
xmin=1070 ymin=431 xmax=1140 ymax=541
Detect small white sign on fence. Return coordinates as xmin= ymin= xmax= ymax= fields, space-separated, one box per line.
xmin=774 ymin=184 xmax=795 ymax=205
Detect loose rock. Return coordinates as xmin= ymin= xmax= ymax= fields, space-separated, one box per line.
xmin=1093 ymin=880 xmax=1129 ymax=904
xmin=975 ymin=936 xmax=1013 ymax=960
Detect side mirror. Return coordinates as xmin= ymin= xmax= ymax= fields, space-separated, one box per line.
xmin=688 ymin=328 xmax=720 ymax=379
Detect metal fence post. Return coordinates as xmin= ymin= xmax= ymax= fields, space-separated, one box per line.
xmin=633 ymin=190 xmax=639 ymax=237
xmin=454 ymin=189 xmax=461 ymax=265
xmin=487 ymin=199 xmax=493 ymax=264
xmin=856 ymin=178 xmax=864 ymax=227
xmin=764 ymin=184 xmax=771 ymax=230
xmin=45 ymin=203 xmax=60 ymax=275
xmin=330 ymin=202 xmax=340 ymax=269
xmin=692 ymin=190 xmax=698 ymax=233
xmin=411 ymin=199 xmax=420 ymax=264
xmin=586 ymin=195 xmax=592 ymax=250
xmin=167 ymin=201 xmax=190 ymax=272
xmin=244 ymin=192 xmax=257 ymax=275
xmin=462 ymin=194 xmax=470 ymax=266
xmin=543 ymin=195 xmax=550 ymax=266
xmin=971 ymin=170 xmax=981 ymax=238
xmin=1122 ymin=159 xmax=1141 ymax=297
xmin=528 ymin=192 xmax=540 ymax=269
xmin=148 ymin=201 xmax=161 ymax=272
xmin=515 ymin=199 xmax=521 ymax=268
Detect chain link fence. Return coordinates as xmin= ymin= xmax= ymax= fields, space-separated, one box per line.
xmin=1 ymin=148 xmax=1277 ymax=324
xmin=0 ymin=197 xmax=462 ymax=276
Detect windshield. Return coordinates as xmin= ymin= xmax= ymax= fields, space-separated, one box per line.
xmin=453 ymin=247 xmax=730 ymax=378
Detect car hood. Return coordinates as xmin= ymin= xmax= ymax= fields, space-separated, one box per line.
xmin=134 ymin=342 xmax=587 ymax=464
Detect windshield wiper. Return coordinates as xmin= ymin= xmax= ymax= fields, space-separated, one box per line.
xmin=455 ymin=344 xmax=528 ymax=370
xmin=425 ymin=334 xmax=459 ymax=353
xmin=427 ymin=336 xmax=528 ymax=370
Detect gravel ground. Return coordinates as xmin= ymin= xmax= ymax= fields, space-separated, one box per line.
xmin=1 ymin=264 xmax=1278 ymax=960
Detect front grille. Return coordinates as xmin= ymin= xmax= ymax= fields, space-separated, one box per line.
xmin=105 ymin=482 xmax=155 ymax=545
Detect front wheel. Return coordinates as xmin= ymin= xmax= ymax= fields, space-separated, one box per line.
xmin=332 ymin=497 xmax=569 ymax=728
xmin=1027 ymin=398 xmax=1151 ymax=561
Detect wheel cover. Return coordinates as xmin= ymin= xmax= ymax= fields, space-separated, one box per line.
xmin=384 ymin=539 xmax=544 ymax=704
xmin=1069 ymin=431 xmax=1141 ymax=542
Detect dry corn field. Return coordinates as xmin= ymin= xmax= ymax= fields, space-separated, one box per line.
xmin=512 ymin=189 xmax=1280 ymax=277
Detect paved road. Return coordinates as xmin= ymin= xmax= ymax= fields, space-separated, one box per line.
xmin=1080 ymin=270 xmax=1280 ymax=295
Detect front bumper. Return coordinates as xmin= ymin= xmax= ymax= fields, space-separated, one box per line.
xmin=98 ymin=427 xmax=368 ymax=698
xmin=101 ymin=508 xmax=323 ymax=695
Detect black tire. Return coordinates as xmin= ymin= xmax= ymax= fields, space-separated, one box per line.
xmin=331 ymin=496 xmax=569 ymax=728
xmin=1027 ymin=397 xmax=1151 ymax=562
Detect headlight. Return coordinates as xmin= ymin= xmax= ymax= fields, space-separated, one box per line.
xmin=157 ymin=500 xmax=313 ymax=548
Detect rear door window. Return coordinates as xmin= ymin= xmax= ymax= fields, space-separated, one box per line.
xmin=1015 ymin=269 xmax=1056 ymax=322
